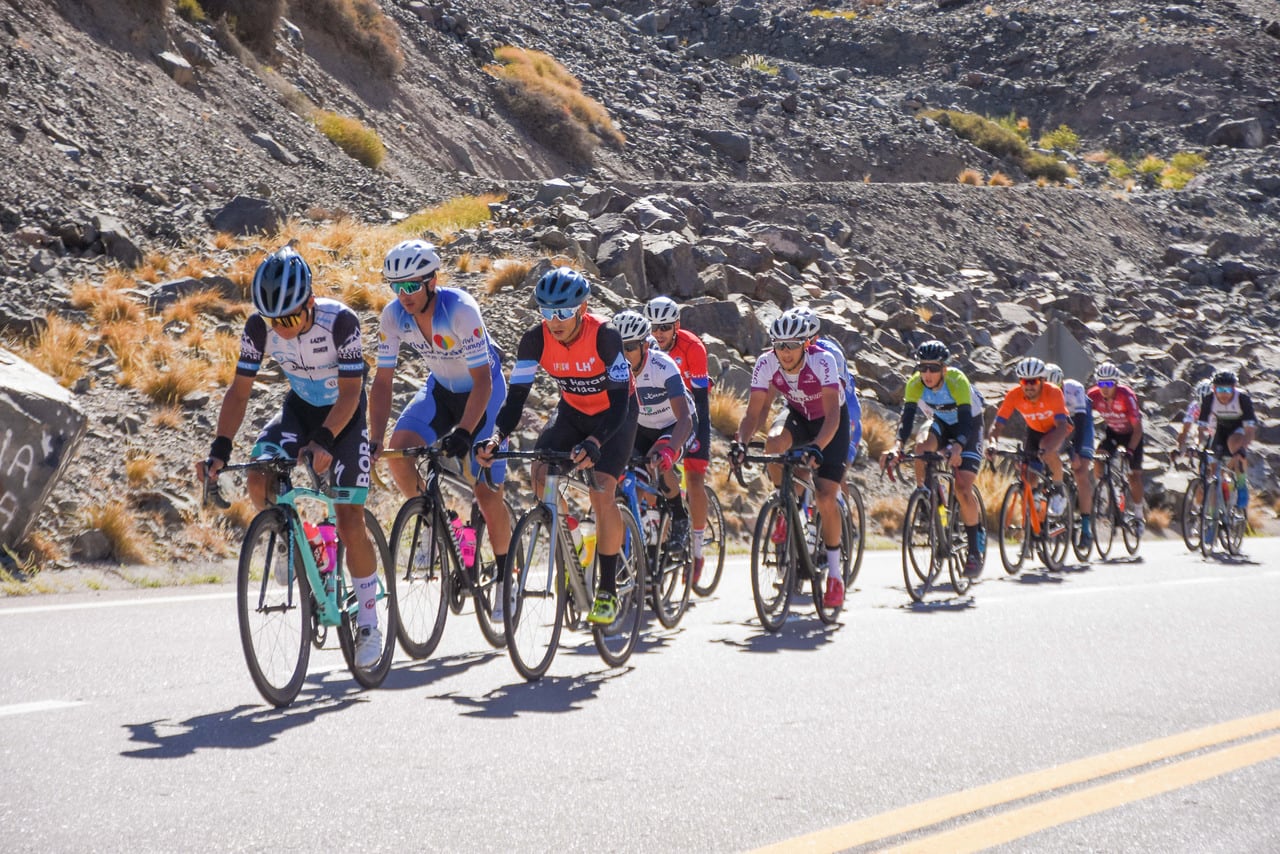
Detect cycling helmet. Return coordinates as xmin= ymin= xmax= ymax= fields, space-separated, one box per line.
xmin=644 ymin=296 xmax=681 ymax=325
xmin=786 ymin=307 xmax=821 ymax=339
xmin=1194 ymin=378 xmax=1213 ymax=398
xmin=382 ymin=239 xmax=441 ymax=282
xmin=1014 ymin=356 xmax=1047 ymax=380
xmin=1212 ymin=369 xmax=1238 ymax=387
xmin=769 ymin=312 xmax=808 ymax=343
xmin=915 ymin=340 xmax=949 ymax=363
xmin=533 ymin=266 xmax=591 ymax=309
xmin=612 ymin=310 xmax=651 ymax=343
xmin=252 ymin=247 xmax=312 ymax=318
xmin=1095 ymin=361 xmax=1122 ymax=381
xmin=1044 ymin=362 xmax=1064 ymax=386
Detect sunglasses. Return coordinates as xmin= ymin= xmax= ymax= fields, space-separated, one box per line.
xmin=389 ymin=276 xmax=431 ymax=295
xmin=773 ymin=340 xmax=805 ymax=351
xmin=268 ymin=310 xmax=307 ymax=329
xmin=1096 ymin=380 xmax=1116 ymax=388
xmin=1020 ymin=377 xmax=1042 ymax=386
xmin=540 ymin=306 xmax=578 ymax=321
xmin=918 ymin=363 xmax=944 ymax=374
xmin=1215 ymin=385 xmax=1234 ymax=394
xmin=652 ymin=323 xmax=675 ymax=333
xmin=623 ymin=341 xmax=645 ymax=352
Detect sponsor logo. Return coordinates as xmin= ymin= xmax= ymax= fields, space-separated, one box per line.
xmin=433 ymin=333 xmax=456 ymax=350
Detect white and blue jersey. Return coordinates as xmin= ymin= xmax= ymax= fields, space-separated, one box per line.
xmin=377 ymin=287 xmax=502 ymax=392
xmin=814 ymin=336 xmax=862 ymax=452
xmin=634 ymin=342 xmax=695 ymax=431
xmin=237 ymin=297 xmax=365 ymax=406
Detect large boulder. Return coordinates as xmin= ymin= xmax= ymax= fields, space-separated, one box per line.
xmin=0 ymin=349 xmax=88 ymax=549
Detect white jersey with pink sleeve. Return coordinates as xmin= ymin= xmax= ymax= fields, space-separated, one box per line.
xmin=750 ymin=347 xmax=846 ymax=421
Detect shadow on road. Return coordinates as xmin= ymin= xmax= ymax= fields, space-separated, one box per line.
xmin=1202 ymin=552 xmax=1260 ymax=566
xmin=711 ymin=615 xmax=837 ymax=653
xmin=426 ymin=666 xmax=633 ymax=717
xmin=381 ymin=649 xmax=505 ymax=692
xmin=899 ymin=595 xmax=976 ymax=613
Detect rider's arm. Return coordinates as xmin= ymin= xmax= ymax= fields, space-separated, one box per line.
xmin=493 ymin=325 xmax=543 ymax=438
xmin=321 ymin=375 xmax=364 ymax=442
xmin=367 ymin=367 xmax=395 ymax=453
xmin=736 ymin=387 xmax=773 ymax=444
xmin=666 ymin=384 xmax=694 ymax=452
xmin=895 ymin=402 xmax=919 ymax=449
xmin=458 ymin=364 xmax=493 ymax=436
xmin=210 ymin=373 xmax=255 ymax=461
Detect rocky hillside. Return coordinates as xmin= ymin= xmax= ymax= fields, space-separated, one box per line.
xmin=1 ymin=0 xmax=1279 ymax=577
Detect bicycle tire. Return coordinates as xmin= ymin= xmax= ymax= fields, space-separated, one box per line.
xmin=947 ymin=491 xmax=974 ymax=595
xmin=1093 ymin=480 xmax=1117 ymax=559
xmin=505 ymin=507 xmax=565 ymax=681
xmin=1040 ymin=489 xmax=1071 ymax=571
xmin=751 ymin=496 xmax=793 ymax=632
xmin=237 ymin=507 xmax=311 ymax=708
xmin=337 ymin=509 xmax=397 ymax=689
xmin=388 ymin=496 xmax=450 ymax=659
xmin=594 ymin=503 xmax=646 ymax=666
xmin=902 ymin=490 xmax=939 ymax=601
xmin=469 ymin=498 xmax=514 ymax=649
xmin=813 ymin=507 xmax=848 ymax=624
xmin=1180 ymin=478 xmax=1204 ymax=552
xmin=843 ymin=483 xmax=867 ymax=585
xmin=1225 ymin=507 xmax=1246 ymax=556
xmin=692 ymin=487 xmax=727 ymax=596
xmin=997 ymin=484 xmax=1029 ymax=575
xmin=1116 ymin=475 xmax=1141 ymax=556
xmin=649 ymin=510 xmax=691 ymax=629
xmin=1199 ymin=476 xmax=1219 ymax=557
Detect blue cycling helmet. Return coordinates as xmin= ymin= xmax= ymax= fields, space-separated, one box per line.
xmin=534 ymin=266 xmax=591 ymax=309
xmin=252 ymin=247 xmax=313 ymax=318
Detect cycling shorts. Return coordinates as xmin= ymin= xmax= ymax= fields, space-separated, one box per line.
xmin=252 ymin=391 xmax=371 ymax=503
xmin=536 ymin=396 xmax=639 ymax=480
xmin=1096 ymin=427 xmax=1144 ymax=469
xmin=1208 ymin=422 xmax=1246 ymax=459
xmin=1068 ymin=411 xmax=1095 ymax=460
xmin=634 ymin=424 xmax=691 ymax=462
xmin=924 ymin=418 xmax=984 ymax=474
xmin=780 ymin=403 xmax=850 ymax=484
xmin=394 ymin=376 xmax=507 ymax=484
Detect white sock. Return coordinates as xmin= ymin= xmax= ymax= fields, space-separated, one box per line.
xmin=692 ymin=528 xmax=705 ymax=558
xmin=827 ymin=548 xmax=842 ymax=581
xmin=357 ymin=577 xmax=378 ymax=628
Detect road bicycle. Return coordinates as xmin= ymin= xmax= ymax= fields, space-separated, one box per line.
xmin=688 ymin=476 xmax=729 ymax=599
xmin=841 ymin=478 xmax=867 ymax=586
xmin=619 ymin=455 xmax=691 ymax=628
xmin=1196 ymin=448 xmax=1247 ymax=557
xmin=382 ymin=445 xmax=514 ymax=658
xmin=990 ymin=444 xmax=1072 ymax=574
xmin=1177 ymin=446 xmax=1212 ymax=552
xmin=1092 ymin=447 xmax=1142 ymax=558
xmin=491 ymin=449 xmax=646 ymax=681
xmin=1060 ymin=467 xmax=1094 ymax=562
xmin=731 ymin=444 xmax=855 ymax=632
xmin=206 ymin=457 xmax=396 ymax=707
xmin=886 ymin=448 xmax=985 ymax=602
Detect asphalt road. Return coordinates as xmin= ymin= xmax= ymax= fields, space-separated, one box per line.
xmin=1 ymin=537 xmax=1277 ymax=852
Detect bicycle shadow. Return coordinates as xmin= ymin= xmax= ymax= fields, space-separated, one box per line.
xmin=1202 ymin=551 xmax=1260 ymax=566
xmin=711 ymin=616 xmax=838 ymax=653
xmin=1095 ymin=555 xmax=1144 ymax=565
xmin=426 ymin=667 xmax=634 ymax=718
xmin=899 ymin=595 xmax=976 ymax=613
xmin=380 ymin=649 xmax=505 ymax=692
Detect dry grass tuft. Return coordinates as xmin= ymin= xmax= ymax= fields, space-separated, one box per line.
xmin=14 ymin=314 xmax=90 ymax=388
xmin=400 ymin=194 xmax=504 ymax=242
xmin=957 ymin=168 xmax=983 ymax=186
xmin=1144 ymin=506 xmax=1172 ymax=535
xmin=861 ymin=412 xmax=897 ymax=462
xmin=988 ymin=171 xmax=1014 ymax=187
xmin=314 ymin=110 xmax=385 ymax=169
xmin=125 ymin=453 xmax=158 ymax=487
xmin=83 ymin=501 xmax=150 ymax=563
xmin=152 ymin=406 xmax=185 ymax=430
xmin=975 ymin=465 xmax=1014 ymax=530
xmin=486 ymin=258 xmax=533 ymax=294
xmin=302 ymin=0 xmax=405 ymax=77
xmin=709 ymin=387 xmax=748 ymax=438
xmin=871 ymin=495 xmax=908 ymax=537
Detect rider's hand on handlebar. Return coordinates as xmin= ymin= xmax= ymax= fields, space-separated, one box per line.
xmin=474 ymin=436 xmax=501 ymax=468
xmin=571 ymin=439 xmax=602 ymax=470
xmin=649 ymin=441 xmax=678 ymax=473
xmin=440 ymin=425 xmax=473 ymax=459
xmin=728 ymin=439 xmax=746 ymax=467
xmin=799 ymin=444 xmax=823 ymax=469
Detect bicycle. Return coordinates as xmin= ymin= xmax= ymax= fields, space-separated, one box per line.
xmin=206 ymin=457 xmax=397 ymax=708
xmin=731 ymin=444 xmax=854 ymax=632
xmin=491 ymin=449 xmax=646 ymax=681
xmin=1061 ymin=467 xmax=1093 ymax=562
xmin=1197 ymin=448 xmax=1247 ymax=557
xmin=689 ymin=476 xmax=729 ymax=598
xmin=842 ymin=479 xmax=867 ymax=586
xmin=619 ymin=455 xmax=691 ymax=628
xmin=382 ymin=446 xmax=515 ymax=658
xmin=1092 ymin=448 xmax=1142 ymax=559
xmin=1177 ymin=446 xmax=1212 ymax=552
xmin=886 ymin=449 xmax=985 ymax=602
xmin=990 ymin=444 xmax=1072 ymax=574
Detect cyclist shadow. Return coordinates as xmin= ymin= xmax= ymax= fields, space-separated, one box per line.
xmin=1095 ymin=555 xmax=1143 ymax=566
xmin=712 ymin=616 xmax=838 ymax=653
xmin=426 ymin=666 xmax=634 ymax=718
xmin=121 ymin=695 xmax=362 ymax=759
xmin=1202 ymin=552 xmax=1260 ymax=566
xmin=381 ymin=649 xmax=506 ymax=692
xmin=900 ymin=595 xmax=976 ymax=613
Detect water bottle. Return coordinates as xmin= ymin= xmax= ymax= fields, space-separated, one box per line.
xmin=304 ymin=521 xmax=325 ymax=567
xmin=642 ymin=500 xmax=660 ymax=546
xmin=317 ymin=521 xmax=338 ymax=594
xmin=449 ymin=512 xmax=476 ymax=569
xmin=804 ymin=505 xmax=818 ymax=554
xmin=566 ymin=515 xmax=586 ymax=564
xmin=581 ymin=532 xmax=597 ymax=568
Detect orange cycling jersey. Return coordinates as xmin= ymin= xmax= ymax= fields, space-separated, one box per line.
xmin=995 ymin=383 xmax=1069 ymax=433
xmin=505 ymin=313 xmax=630 ymax=416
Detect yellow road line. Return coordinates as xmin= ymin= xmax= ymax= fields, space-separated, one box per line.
xmin=885 ymin=732 xmax=1280 ymax=854
xmin=748 ymin=709 xmax=1280 ymax=854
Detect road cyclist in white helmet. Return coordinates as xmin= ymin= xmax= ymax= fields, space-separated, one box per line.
xmin=1044 ymin=362 xmax=1095 ymax=550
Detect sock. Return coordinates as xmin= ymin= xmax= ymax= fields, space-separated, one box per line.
xmin=356 ymin=576 xmax=378 ymax=628
xmin=1236 ymin=472 xmax=1249 ymax=507
xmin=1081 ymin=514 xmax=1091 ymax=535
xmin=1135 ymin=503 xmax=1145 ymax=521
xmin=492 ymin=553 xmax=506 ymax=578
xmin=826 ymin=547 xmax=842 ymax=581
xmin=692 ymin=528 xmax=705 ymax=558
xmin=597 ymin=552 xmax=618 ymax=596
xmin=965 ymin=524 xmax=979 ymax=552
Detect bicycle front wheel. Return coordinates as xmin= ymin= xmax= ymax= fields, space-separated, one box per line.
xmin=337 ymin=509 xmax=397 ymax=689
xmin=388 ymin=497 xmax=450 ymax=659
xmin=594 ymin=503 xmax=646 ymax=666
xmin=995 ymin=484 xmax=1028 ymax=575
xmin=947 ymin=493 xmax=975 ymax=596
xmin=237 ymin=508 xmax=311 ymax=708
xmin=1093 ymin=482 xmax=1117 ymax=559
xmin=902 ymin=491 xmax=940 ymax=602
xmin=1224 ymin=506 xmax=1246 ymax=556
xmin=649 ymin=511 xmax=691 ymax=629
xmin=844 ymin=483 xmax=866 ymax=585
xmin=692 ymin=487 xmax=727 ymax=596
xmin=1180 ymin=478 xmax=1204 ymax=552
xmin=1040 ymin=492 xmax=1071 ymax=571
xmin=505 ymin=508 xmax=565 ymax=681
xmin=750 ymin=496 xmax=793 ymax=632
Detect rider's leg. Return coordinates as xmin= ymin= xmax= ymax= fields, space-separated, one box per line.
xmin=1227 ymin=431 xmax=1249 ymax=507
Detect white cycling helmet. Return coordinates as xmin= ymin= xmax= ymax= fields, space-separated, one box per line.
xmin=1194 ymin=378 xmax=1213 ymax=399
xmin=382 ymin=239 xmax=442 ymax=282
xmin=1095 ymin=361 xmax=1122 ymax=381
xmin=612 ymin=310 xmax=651 ymax=343
xmin=769 ymin=312 xmax=809 ymax=343
xmin=785 ymin=307 xmax=821 ymax=339
xmin=1044 ymin=362 xmax=1064 ymax=386
xmin=643 ymin=296 xmax=681 ymax=325
xmin=1014 ymin=356 xmax=1047 ymax=380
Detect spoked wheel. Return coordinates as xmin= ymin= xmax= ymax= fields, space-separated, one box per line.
xmin=469 ymin=499 xmax=514 ymax=649
xmin=1039 ymin=491 xmax=1072 ymax=571
xmin=504 ymin=508 xmax=565 ymax=681
xmin=1093 ymin=483 xmax=1117 ymax=559
xmin=337 ymin=509 xmax=398 ymax=689
xmin=902 ymin=490 xmax=939 ymax=602
xmin=842 ymin=483 xmax=867 ymax=586
xmin=1068 ymin=480 xmax=1092 ymax=562
xmin=813 ymin=508 xmax=850 ymax=625
xmin=388 ymin=497 xmax=450 ymax=659
xmin=1116 ymin=480 xmax=1142 ymax=556
xmin=997 ymin=484 xmax=1030 ymax=575
xmin=237 ymin=508 xmax=311 ymax=708
xmin=750 ymin=497 xmax=793 ymax=632
xmin=946 ymin=495 xmax=975 ymax=596
xmin=1180 ymin=478 xmax=1204 ymax=552
xmin=649 ymin=511 xmax=692 ymax=629
xmin=1224 ymin=506 xmax=1246 ymax=556
xmin=594 ymin=504 xmax=646 ymax=666
xmin=692 ymin=487 xmax=727 ymax=597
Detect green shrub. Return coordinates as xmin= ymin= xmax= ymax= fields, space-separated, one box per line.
xmin=174 ymin=0 xmax=207 ymax=23
xmin=1170 ymin=151 xmax=1207 ymax=173
xmin=921 ymin=110 xmax=1029 ymax=160
xmin=1160 ymin=169 xmax=1195 ymax=190
xmin=1106 ymin=155 xmax=1133 ymax=180
xmin=1023 ymin=151 xmax=1074 ymax=183
xmin=993 ymin=111 xmax=1031 ymax=141
xmin=1038 ymin=124 xmax=1080 ymax=152
xmin=739 ymin=53 xmax=780 ymax=75
xmin=314 ymin=110 xmax=385 ymax=169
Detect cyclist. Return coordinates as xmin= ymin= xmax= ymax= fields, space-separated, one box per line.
xmin=883 ymin=340 xmax=987 ymax=577
xmin=1086 ymin=361 xmax=1146 ymax=535
xmin=196 ymin=247 xmax=384 ymax=669
xmin=614 ymin=310 xmax=695 ymax=546
xmin=367 ymin=239 xmax=511 ymax=613
xmin=644 ymin=296 xmax=713 ymax=584
xmin=790 ymin=307 xmax=863 ymax=463
xmin=1045 ymin=363 xmax=1095 ymax=549
xmin=730 ymin=312 xmax=851 ymax=607
xmin=987 ymin=357 xmax=1072 ymax=517
xmin=477 ymin=267 xmax=638 ymax=625
xmin=1196 ymin=369 xmax=1256 ymax=511
xmin=1174 ymin=378 xmax=1214 ymax=462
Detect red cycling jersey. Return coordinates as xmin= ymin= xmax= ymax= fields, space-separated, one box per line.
xmin=1087 ymin=384 xmax=1142 ymax=434
xmin=661 ymin=328 xmax=711 ymax=392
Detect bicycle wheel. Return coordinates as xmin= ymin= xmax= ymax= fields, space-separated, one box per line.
xmin=1116 ymin=480 xmax=1141 ymax=557
xmin=469 ymin=498 xmax=514 ymax=649
xmin=388 ymin=496 xmax=450 ymax=659
xmin=692 ymin=487 xmax=727 ymax=596
xmin=1040 ymin=490 xmax=1071 ymax=571
xmin=1067 ymin=480 xmax=1091 ymax=562
xmin=902 ymin=490 xmax=939 ymax=602
xmin=594 ymin=503 xmax=646 ymax=665
xmin=750 ymin=496 xmax=793 ymax=632
xmin=947 ymin=495 xmax=974 ymax=596
xmin=649 ymin=510 xmax=692 ymax=628
xmin=1224 ymin=506 xmax=1246 ymax=556
xmin=1093 ymin=481 xmax=1117 ymax=559
xmin=843 ymin=483 xmax=866 ymax=585
xmin=997 ymin=484 xmax=1029 ymax=575
xmin=237 ymin=508 xmax=311 ymax=708
xmin=813 ymin=508 xmax=849 ymax=624
xmin=1180 ymin=478 xmax=1204 ymax=552
xmin=505 ymin=507 xmax=565 ymax=681
xmin=337 ymin=509 xmax=397 ymax=688
xmin=1200 ymin=478 xmax=1219 ymax=557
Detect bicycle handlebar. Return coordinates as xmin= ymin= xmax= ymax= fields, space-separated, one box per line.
xmin=200 ymin=455 xmax=327 ymax=509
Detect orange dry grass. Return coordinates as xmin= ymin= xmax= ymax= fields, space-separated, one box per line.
xmin=125 ymin=453 xmax=158 ymax=487
xmin=489 ymin=47 xmax=624 ymax=147
xmin=871 ymin=495 xmax=908 ymax=537
xmin=15 ymin=314 xmax=90 ymax=388
xmin=709 ymin=387 xmax=747 ymax=438
xmin=486 ymin=258 xmax=533 ymax=294
xmin=71 ymin=278 xmax=146 ymax=326
xmin=151 ymin=407 xmax=185 ymax=430
xmin=988 ymin=171 xmax=1014 ymax=187
xmin=957 ymin=168 xmax=984 ymax=185
xmin=975 ymin=465 xmax=1013 ymax=530
xmin=1145 ymin=506 xmax=1172 ymax=535
xmin=860 ymin=411 xmax=897 ymax=462
xmin=83 ymin=501 xmax=149 ymax=563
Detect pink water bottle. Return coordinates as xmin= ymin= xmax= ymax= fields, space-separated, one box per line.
xmin=317 ymin=522 xmax=338 ymax=574
xmin=450 ymin=513 xmax=476 ymax=569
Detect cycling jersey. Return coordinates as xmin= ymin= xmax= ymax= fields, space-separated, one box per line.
xmin=750 ymin=347 xmax=845 ymax=422
xmin=1197 ymin=389 xmax=1256 ymax=429
xmin=660 ymin=327 xmax=712 ymax=469
xmin=236 ymin=298 xmax=365 ymax=406
xmin=1059 ymin=379 xmax=1089 ymax=416
xmin=376 ymin=287 xmax=501 ymax=393
xmin=813 ymin=336 xmax=863 ymax=450
xmin=1087 ymin=384 xmax=1142 ymax=435
xmin=634 ymin=343 xmax=695 ymax=431
xmin=994 ymin=383 xmax=1069 ymax=433
xmin=898 ymin=367 xmax=983 ymax=443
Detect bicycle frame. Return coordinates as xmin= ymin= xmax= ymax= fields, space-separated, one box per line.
xmin=736 ymin=448 xmax=824 ymax=583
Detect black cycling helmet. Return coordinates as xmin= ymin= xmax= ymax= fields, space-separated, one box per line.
xmin=534 ymin=266 xmax=591 ymax=309
xmin=1212 ymin=369 xmax=1238 ymax=386
xmin=915 ymin=340 xmax=949 ymax=363
xmin=252 ymin=247 xmax=313 ymax=318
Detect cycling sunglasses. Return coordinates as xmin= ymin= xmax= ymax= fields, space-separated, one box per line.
xmin=772 ymin=340 xmax=805 ymax=351
xmin=389 ymin=276 xmax=432 ymax=295
xmin=540 ymin=306 xmax=578 ymax=321
xmin=652 ymin=323 xmax=675 ymax=333
xmin=1215 ymin=385 xmax=1234 ymax=394
xmin=1096 ymin=380 xmax=1116 ymax=388
xmin=623 ymin=340 xmax=646 ymax=352
xmin=1020 ymin=377 xmax=1042 ymax=386
xmin=918 ymin=363 xmax=944 ymax=374
xmin=268 ymin=310 xmax=307 ymax=329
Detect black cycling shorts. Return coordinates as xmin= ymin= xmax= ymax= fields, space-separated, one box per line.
xmin=781 ymin=403 xmax=850 ymax=483
xmin=253 ymin=391 xmax=371 ymax=503
xmin=536 ymin=397 xmax=639 ymax=480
